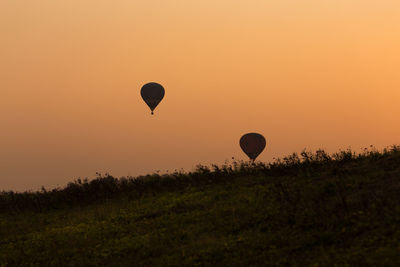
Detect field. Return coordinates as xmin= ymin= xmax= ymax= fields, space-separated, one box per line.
xmin=1 ymin=147 xmax=400 ymax=266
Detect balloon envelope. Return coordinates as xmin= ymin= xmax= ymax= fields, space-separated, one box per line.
xmin=240 ymin=133 xmax=266 ymax=161
xmin=141 ymin=82 xmax=165 ymax=114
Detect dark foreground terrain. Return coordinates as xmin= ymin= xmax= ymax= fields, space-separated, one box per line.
xmin=1 ymin=147 xmax=400 ymax=266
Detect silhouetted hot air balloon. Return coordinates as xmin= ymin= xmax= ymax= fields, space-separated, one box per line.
xmin=240 ymin=133 xmax=266 ymax=161
xmin=141 ymin=82 xmax=165 ymax=115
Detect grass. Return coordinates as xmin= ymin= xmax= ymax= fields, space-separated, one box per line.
xmin=1 ymin=146 xmax=400 ymax=266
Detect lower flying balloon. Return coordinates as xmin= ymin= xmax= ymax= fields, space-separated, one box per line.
xmin=240 ymin=133 xmax=266 ymax=161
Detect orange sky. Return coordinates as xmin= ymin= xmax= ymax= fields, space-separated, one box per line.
xmin=1 ymin=0 xmax=399 ymax=191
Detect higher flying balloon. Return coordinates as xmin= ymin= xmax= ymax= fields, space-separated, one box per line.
xmin=141 ymin=82 xmax=165 ymax=115
xmin=240 ymin=133 xmax=266 ymax=161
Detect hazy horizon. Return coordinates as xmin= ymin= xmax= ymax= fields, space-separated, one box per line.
xmin=1 ymin=0 xmax=399 ymax=191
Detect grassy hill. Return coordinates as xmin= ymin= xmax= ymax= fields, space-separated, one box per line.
xmin=1 ymin=147 xmax=400 ymax=266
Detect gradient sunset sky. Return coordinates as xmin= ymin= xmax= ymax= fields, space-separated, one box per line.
xmin=1 ymin=0 xmax=399 ymax=191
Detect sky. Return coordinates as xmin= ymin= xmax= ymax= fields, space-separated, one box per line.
xmin=1 ymin=0 xmax=399 ymax=191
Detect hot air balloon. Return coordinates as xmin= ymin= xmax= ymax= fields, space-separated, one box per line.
xmin=240 ymin=133 xmax=266 ymax=161
xmin=141 ymin=82 xmax=165 ymax=115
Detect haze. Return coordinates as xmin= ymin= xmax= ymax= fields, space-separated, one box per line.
xmin=1 ymin=0 xmax=399 ymax=191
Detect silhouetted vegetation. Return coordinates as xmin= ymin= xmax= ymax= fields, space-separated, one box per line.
xmin=1 ymin=146 xmax=400 ymax=265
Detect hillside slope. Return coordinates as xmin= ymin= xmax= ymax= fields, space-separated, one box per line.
xmin=1 ymin=148 xmax=400 ymax=266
